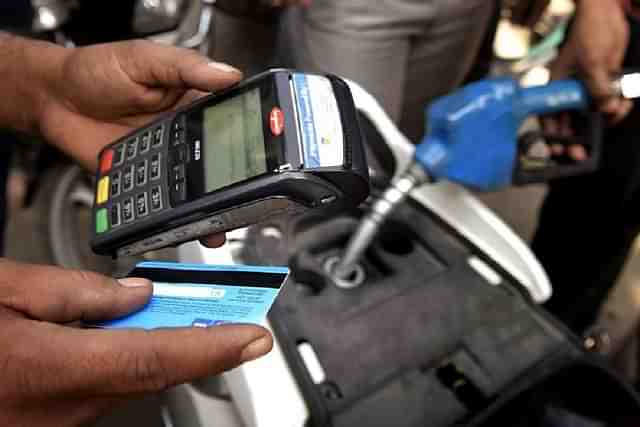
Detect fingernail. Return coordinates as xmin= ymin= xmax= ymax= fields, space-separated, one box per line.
xmin=240 ymin=336 xmax=272 ymax=363
xmin=208 ymin=61 xmax=241 ymax=74
xmin=118 ymin=278 xmax=152 ymax=288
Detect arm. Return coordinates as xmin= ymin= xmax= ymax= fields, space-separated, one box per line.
xmin=553 ymin=0 xmax=632 ymax=121
xmin=0 ymin=259 xmax=272 ymax=427
xmin=0 ymin=35 xmax=242 ymax=170
xmin=0 ymin=35 xmax=239 ymax=248
xmin=0 ymin=33 xmax=66 ymax=134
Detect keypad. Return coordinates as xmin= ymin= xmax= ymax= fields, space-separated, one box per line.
xmin=95 ymin=123 xmax=169 ymax=235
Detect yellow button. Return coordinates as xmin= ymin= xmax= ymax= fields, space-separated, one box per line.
xmin=97 ymin=176 xmax=110 ymax=205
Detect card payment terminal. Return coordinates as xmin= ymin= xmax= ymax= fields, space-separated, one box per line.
xmin=91 ymin=70 xmax=370 ymax=257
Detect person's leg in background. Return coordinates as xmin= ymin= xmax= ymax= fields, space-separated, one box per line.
xmin=280 ymin=0 xmax=495 ymax=143
xmin=532 ymin=15 xmax=640 ymax=334
xmin=208 ymin=8 xmax=280 ymax=76
xmin=398 ymin=1 xmax=497 ymax=142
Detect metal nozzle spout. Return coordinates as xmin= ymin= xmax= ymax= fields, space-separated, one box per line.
xmin=331 ymin=163 xmax=429 ymax=281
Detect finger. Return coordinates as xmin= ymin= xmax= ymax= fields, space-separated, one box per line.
xmin=600 ymin=97 xmax=623 ymax=116
xmin=584 ymin=67 xmax=616 ymax=103
xmin=568 ymin=144 xmax=588 ymax=162
xmin=610 ymin=99 xmax=634 ymax=124
xmin=123 ymin=41 xmax=243 ymax=94
xmin=549 ymin=43 xmax=577 ymax=80
xmin=200 ymin=234 xmax=227 ymax=249
xmin=41 ymin=323 xmax=273 ymax=396
xmin=0 ymin=259 xmax=152 ymax=323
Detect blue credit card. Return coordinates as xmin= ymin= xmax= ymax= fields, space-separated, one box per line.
xmin=92 ymin=262 xmax=289 ymax=330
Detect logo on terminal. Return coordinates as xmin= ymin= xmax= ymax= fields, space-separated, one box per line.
xmin=270 ymin=107 xmax=284 ymax=136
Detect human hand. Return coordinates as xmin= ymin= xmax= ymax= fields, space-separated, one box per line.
xmin=0 ymin=259 xmax=272 ymax=427
xmin=38 ymin=40 xmax=242 ymax=171
xmin=542 ymin=0 xmax=631 ymax=161
xmin=550 ymin=0 xmax=632 ymax=122
xmin=36 ymin=40 xmax=244 ymax=248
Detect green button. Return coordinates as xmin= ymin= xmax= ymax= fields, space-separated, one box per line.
xmin=96 ymin=209 xmax=109 ymax=234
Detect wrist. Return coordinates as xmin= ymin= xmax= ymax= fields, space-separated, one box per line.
xmin=24 ymin=39 xmax=70 ymax=136
xmin=0 ymin=35 xmax=69 ymax=134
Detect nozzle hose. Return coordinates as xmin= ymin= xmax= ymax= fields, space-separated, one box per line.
xmin=332 ymin=164 xmax=429 ymax=280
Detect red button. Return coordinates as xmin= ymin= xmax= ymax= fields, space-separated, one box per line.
xmin=269 ymin=107 xmax=285 ymax=137
xmin=100 ymin=149 xmax=114 ymax=174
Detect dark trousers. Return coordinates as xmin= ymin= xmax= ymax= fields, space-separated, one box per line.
xmin=533 ymin=16 xmax=640 ymax=333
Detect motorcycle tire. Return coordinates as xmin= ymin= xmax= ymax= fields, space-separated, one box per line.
xmin=36 ymin=163 xmax=176 ymax=276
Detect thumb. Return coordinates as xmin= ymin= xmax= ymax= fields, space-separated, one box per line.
xmin=122 ymin=40 xmax=243 ymax=93
xmin=549 ymin=42 xmax=577 ymax=81
xmin=48 ymin=324 xmax=273 ymax=396
xmin=0 ymin=259 xmax=152 ymax=323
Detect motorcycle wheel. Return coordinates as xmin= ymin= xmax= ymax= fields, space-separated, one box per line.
xmin=38 ymin=163 xmax=176 ymax=276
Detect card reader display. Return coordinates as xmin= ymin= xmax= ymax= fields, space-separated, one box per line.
xmin=202 ymin=88 xmax=267 ymax=192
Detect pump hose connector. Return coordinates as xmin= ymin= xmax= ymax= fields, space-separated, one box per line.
xmin=331 ymin=163 xmax=430 ymax=281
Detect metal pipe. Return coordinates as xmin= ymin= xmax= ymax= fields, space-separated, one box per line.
xmin=331 ymin=163 xmax=429 ymax=280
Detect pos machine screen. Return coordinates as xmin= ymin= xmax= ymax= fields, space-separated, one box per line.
xmin=202 ymin=88 xmax=268 ymax=192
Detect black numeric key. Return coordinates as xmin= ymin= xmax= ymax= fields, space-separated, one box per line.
xmin=172 ymin=181 xmax=187 ymax=202
xmin=150 ymin=153 xmax=161 ymax=181
xmin=150 ymin=186 xmax=163 ymax=211
xmin=140 ymin=132 xmax=151 ymax=153
xmin=136 ymin=192 xmax=149 ymax=217
xmin=122 ymin=198 xmax=135 ymax=223
xmin=171 ymin=130 xmax=184 ymax=147
xmin=123 ymin=165 xmax=135 ymax=193
xmin=110 ymin=171 xmax=122 ymax=198
xmin=172 ymin=164 xmax=185 ymax=182
xmin=175 ymin=145 xmax=187 ymax=163
xmin=126 ymin=138 xmax=138 ymax=160
xmin=113 ymin=144 xmax=126 ymax=166
xmin=136 ymin=160 xmax=148 ymax=187
xmin=111 ymin=203 xmax=121 ymax=227
xmin=152 ymin=126 xmax=164 ymax=148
